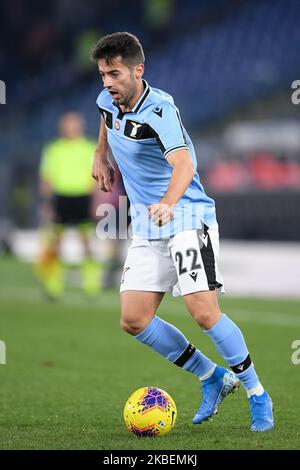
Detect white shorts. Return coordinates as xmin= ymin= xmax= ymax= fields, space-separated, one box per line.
xmin=120 ymin=223 xmax=224 ymax=297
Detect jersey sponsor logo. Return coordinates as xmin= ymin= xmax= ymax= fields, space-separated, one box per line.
xmin=153 ymin=107 xmax=163 ymax=118
xmin=114 ymin=120 xmax=120 ymax=130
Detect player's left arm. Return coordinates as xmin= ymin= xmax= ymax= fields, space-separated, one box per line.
xmin=148 ymin=149 xmax=195 ymax=226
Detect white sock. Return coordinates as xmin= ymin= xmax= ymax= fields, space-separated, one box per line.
xmin=199 ymin=364 xmax=216 ymax=381
xmin=246 ymin=382 xmax=264 ymax=398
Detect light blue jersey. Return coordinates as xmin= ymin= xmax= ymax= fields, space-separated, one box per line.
xmin=96 ymin=80 xmax=216 ymax=239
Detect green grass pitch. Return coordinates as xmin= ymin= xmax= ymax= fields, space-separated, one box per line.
xmin=0 ymin=257 xmax=300 ymax=450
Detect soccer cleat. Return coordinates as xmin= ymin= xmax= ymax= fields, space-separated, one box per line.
xmin=192 ymin=366 xmax=240 ymax=424
xmin=249 ymin=391 xmax=274 ymax=432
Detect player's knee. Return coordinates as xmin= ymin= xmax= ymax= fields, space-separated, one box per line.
xmin=120 ymin=318 xmax=133 ymax=335
xmin=195 ymin=310 xmax=219 ymax=329
xmin=120 ymin=307 xmax=156 ymax=336
xmin=120 ymin=316 xmax=143 ymax=336
xmin=185 ymin=295 xmax=221 ymax=329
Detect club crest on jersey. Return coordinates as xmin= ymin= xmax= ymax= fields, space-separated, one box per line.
xmin=124 ymin=120 xmax=155 ymax=140
xmin=114 ymin=120 xmax=120 ymax=130
xmin=129 ymin=122 xmax=142 ymax=138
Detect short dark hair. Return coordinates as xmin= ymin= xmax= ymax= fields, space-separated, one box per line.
xmin=90 ymin=32 xmax=145 ymax=66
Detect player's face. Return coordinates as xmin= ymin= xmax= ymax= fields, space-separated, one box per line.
xmin=98 ymin=56 xmax=144 ymax=108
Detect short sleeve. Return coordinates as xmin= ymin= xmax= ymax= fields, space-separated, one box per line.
xmin=148 ymin=101 xmax=189 ymax=158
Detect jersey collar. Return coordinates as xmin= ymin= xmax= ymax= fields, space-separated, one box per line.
xmin=112 ymin=79 xmax=150 ymax=117
xmin=131 ymin=80 xmax=150 ymax=113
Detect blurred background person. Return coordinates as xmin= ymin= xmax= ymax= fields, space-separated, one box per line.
xmin=35 ymin=112 xmax=101 ymax=299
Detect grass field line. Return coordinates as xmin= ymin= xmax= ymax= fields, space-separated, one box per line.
xmin=1 ymin=285 xmax=300 ymax=328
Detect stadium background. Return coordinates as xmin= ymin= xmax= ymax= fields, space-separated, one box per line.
xmin=0 ymin=0 xmax=300 ymax=450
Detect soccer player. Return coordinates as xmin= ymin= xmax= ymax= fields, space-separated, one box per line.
xmin=90 ymin=32 xmax=274 ymax=431
xmin=36 ymin=112 xmax=101 ymax=299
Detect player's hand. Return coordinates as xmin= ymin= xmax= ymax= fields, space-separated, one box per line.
xmin=148 ymin=202 xmax=174 ymax=226
xmin=92 ymin=157 xmax=115 ymax=192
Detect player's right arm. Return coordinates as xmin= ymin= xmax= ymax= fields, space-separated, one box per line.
xmin=92 ymin=116 xmax=115 ymax=192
